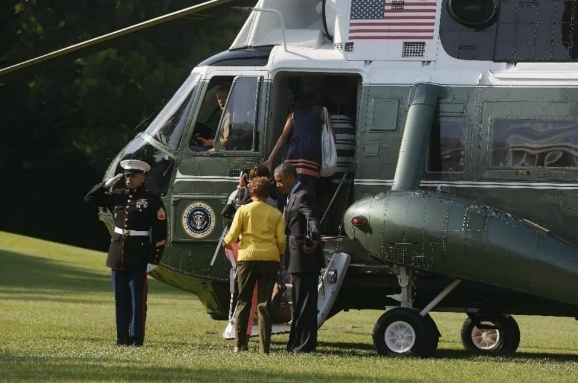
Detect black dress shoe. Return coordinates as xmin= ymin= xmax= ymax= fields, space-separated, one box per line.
xmin=130 ymin=337 xmax=144 ymax=347
xmin=116 ymin=339 xmax=129 ymax=346
xmin=292 ymin=347 xmax=314 ymax=354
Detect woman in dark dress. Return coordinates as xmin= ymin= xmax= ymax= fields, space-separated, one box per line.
xmin=263 ymin=84 xmax=334 ymax=190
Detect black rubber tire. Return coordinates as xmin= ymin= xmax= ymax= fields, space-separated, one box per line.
xmin=461 ymin=315 xmax=520 ymax=355
xmin=502 ymin=316 xmax=521 ymax=354
xmin=372 ymin=308 xmax=439 ymax=357
xmin=423 ymin=313 xmax=440 ymax=355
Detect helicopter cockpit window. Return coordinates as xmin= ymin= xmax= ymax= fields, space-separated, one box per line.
xmin=427 ymin=120 xmax=467 ymax=173
xmin=213 ymin=77 xmax=260 ymax=152
xmin=491 ymin=120 xmax=578 ymax=168
xmin=145 ymin=72 xmax=199 ymax=150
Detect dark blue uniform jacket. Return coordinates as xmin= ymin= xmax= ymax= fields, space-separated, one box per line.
xmin=85 ymin=183 xmax=167 ymax=271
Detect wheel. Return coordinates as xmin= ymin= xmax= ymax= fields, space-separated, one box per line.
xmin=503 ymin=316 xmax=521 ymax=353
xmin=461 ymin=315 xmax=520 ymax=355
xmin=423 ymin=313 xmax=440 ymax=352
xmin=372 ymin=308 xmax=439 ymax=357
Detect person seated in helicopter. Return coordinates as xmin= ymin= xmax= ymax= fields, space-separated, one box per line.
xmin=189 ymin=122 xmax=213 ymax=152
xmin=196 ymin=83 xmax=231 ymax=150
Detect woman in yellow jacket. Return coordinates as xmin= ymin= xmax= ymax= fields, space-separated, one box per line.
xmin=224 ymin=176 xmax=286 ymax=354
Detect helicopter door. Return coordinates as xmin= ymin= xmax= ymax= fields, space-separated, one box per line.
xmin=170 ymin=75 xmax=266 ymax=250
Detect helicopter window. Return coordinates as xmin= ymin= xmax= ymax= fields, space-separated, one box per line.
xmin=144 ymin=72 xmax=200 ymax=150
xmin=213 ymin=77 xmax=261 ymax=152
xmin=448 ymin=0 xmax=497 ymax=29
xmin=117 ymin=135 xmax=175 ymax=197
xmin=491 ymin=120 xmax=578 ymax=168
xmin=427 ymin=120 xmax=467 ymax=173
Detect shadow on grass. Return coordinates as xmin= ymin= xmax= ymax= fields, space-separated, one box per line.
xmin=1 ymin=250 xmax=109 ymax=292
xmin=314 ymin=340 xmax=378 ymax=357
xmin=313 ymin=340 xmax=578 ymax=361
xmin=0 ymin=354 xmax=416 ymax=383
xmin=0 ymin=250 xmax=189 ymax=299
xmin=433 ymin=348 xmax=578 ymax=362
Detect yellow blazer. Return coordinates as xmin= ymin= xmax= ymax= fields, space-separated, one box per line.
xmin=224 ymin=201 xmax=285 ymax=262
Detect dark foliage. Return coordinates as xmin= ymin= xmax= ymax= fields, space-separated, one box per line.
xmin=0 ymin=0 xmax=247 ymax=250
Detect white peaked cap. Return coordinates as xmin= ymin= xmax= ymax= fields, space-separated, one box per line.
xmin=120 ymin=159 xmax=151 ymax=174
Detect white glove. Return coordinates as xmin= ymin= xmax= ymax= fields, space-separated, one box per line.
xmin=104 ymin=173 xmax=124 ymax=188
xmin=146 ymin=263 xmax=158 ymax=273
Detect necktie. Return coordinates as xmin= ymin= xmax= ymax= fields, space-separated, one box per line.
xmin=283 ymin=195 xmax=290 ymax=219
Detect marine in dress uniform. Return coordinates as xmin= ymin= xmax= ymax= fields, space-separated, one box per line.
xmin=84 ymin=159 xmax=167 ymax=347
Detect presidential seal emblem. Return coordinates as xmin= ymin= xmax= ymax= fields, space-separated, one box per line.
xmin=182 ymin=202 xmax=216 ymax=238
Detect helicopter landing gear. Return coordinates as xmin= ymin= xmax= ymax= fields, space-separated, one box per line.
xmin=373 ymin=268 xmax=461 ymax=357
xmin=372 ymin=308 xmax=439 ymax=357
xmin=461 ymin=314 xmax=520 ymax=355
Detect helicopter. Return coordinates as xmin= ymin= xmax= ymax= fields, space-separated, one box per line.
xmin=5 ymin=0 xmax=578 ymax=358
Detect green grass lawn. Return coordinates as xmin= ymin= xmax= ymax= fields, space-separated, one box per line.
xmin=1 ymin=231 xmax=577 ymax=382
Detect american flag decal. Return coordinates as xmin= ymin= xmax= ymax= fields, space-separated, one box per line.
xmin=349 ymin=0 xmax=437 ymax=40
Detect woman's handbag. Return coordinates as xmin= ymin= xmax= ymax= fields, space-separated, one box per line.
xmin=270 ymin=279 xmax=291 ymax=324
xmin=320 ymin=107 xmax=338 ymax=177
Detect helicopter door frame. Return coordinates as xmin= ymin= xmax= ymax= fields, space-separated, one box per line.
xmin=212 ymin=75 xmax=266 ymax=153
xmin=189 ymin=71 xmax=270 ymax=157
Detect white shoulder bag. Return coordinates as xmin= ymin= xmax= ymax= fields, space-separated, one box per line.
xmin=320 ymin=107 xmax=338 ymax=177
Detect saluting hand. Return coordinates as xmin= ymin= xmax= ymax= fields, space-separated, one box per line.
xmin=103 ymin=173 xmax=124 ymax=188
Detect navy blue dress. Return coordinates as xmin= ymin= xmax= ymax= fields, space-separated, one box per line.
xmin=285 ymin=105 xmax=323 ymax=179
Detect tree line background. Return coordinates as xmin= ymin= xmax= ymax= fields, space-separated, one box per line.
xmin=0 ymin=0 xmax=248 ymax=250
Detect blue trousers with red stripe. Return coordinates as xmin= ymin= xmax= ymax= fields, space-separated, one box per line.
xmin=111 ymin=270 xmax=148 ymax=346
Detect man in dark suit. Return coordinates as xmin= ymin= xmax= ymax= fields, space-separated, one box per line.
xmin=273 ymin=162 xmax=324 ymax=353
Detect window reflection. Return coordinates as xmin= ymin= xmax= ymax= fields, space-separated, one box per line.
xmin=427 ymin=120 xmax=466 ymax=173
xmin=118 ymin=136 xmax=175 ymax=196
xmin=491 ymin=120 xmax=578 ymax=168
xmin=214 ymin=77 xmax=260 ymax=151
xmin=144 ymin=72 xmax=199 ymax=150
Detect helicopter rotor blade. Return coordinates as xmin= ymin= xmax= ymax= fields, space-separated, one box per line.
xmin=0 ymin=0 xmax=247 ymax=79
